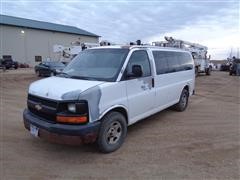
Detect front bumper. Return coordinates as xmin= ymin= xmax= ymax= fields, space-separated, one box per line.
xmin=23 ymin=109 xmax=101 ymax=145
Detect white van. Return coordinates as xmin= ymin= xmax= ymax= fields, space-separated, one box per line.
xmin=23 ymin=46 xmax=195 ymax=153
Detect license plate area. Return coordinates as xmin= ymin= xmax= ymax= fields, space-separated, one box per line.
xmin=30 ymin=124 xmax=39 ymax=137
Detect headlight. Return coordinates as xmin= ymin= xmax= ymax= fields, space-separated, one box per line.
xmin=66 ymin=102 xmax=88 ymax=114
xmin=68 ymin=103 xmax=76 ymax=113
xmin=57 ymin=102 xmax=88 ymax=124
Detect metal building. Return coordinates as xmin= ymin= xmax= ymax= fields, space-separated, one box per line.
xmin=0 ymin=15 xmax=99 ymax=66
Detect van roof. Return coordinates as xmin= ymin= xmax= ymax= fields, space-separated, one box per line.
xmin=91 ymin=45 xmax=189 ymax=52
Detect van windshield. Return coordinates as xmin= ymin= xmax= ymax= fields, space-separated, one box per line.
xmin=61 ymin=49 xmax=129 ymax=82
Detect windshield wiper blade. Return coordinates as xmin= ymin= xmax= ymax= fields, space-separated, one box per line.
xmin=69 ymin=76 xmax=98 ymax=81
xmin=57 ymin=72 xmax=71 ymax=78
xmin=57 ymin=73 xmax=98 ymax=81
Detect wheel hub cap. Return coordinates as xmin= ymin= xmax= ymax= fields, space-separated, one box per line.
xmin=106 ymin=121 xmax=122 ymax=145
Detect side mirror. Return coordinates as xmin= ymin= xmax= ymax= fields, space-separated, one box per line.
xmin=127 ymin=64 xmax=143 ymax=78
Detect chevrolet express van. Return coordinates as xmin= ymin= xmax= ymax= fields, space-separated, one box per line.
xmin=23 ymin=46 xmax=195 ymax=153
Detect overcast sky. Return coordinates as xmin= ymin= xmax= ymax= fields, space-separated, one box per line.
xmin=1 ymin=0 xmax=239 ymax=59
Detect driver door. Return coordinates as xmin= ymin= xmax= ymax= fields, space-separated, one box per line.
xmin=124 ymin=50 xmax=155 ymax=124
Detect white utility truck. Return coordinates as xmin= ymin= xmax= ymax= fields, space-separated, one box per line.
xmin=152 ymin=36 xmax=212 ymax=76
xmin=23 ymin=45 xmax=195 ymax=153
xmin=53 ymin=40 xmax=112 ymax=63
xmin=53 ymin=42 xmax=99 ymax=63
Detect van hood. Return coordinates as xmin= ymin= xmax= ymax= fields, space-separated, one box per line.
xmin=28 ymin=76 xmax=104 ymax=100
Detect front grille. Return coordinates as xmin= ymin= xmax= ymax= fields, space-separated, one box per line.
xmin=28 ymin=107 xmax=57 ymax=122
xmin=28 ymin=94 xmax=57 ymax=108
xmin=27 ymin=94 xmax=58 ymax=122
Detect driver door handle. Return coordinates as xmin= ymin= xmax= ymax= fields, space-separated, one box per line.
xmin=152 ymin=78 xmax=155 ymax=88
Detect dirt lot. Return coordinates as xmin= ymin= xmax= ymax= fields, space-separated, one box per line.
xmin=0 ymin=69 xmax=239 ymax=179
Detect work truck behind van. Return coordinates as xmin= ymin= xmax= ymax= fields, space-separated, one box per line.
xmin=23 ymin=45 xmax=195 ymax=153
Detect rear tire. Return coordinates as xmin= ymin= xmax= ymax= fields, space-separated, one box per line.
xmin=97 ymin=111 xmax=127 ymax=153
xmin=173 ymin=89 xmax=189 ymax=112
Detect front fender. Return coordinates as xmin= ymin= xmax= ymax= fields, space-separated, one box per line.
xmin=99 ymin=104 xmax=128 ymax=122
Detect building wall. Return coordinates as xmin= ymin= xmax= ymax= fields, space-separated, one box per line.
xmin=0 ymin=25 xmax=99 ymax=66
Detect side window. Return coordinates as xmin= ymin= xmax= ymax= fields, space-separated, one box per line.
xmin=153 ymin=51 xmax=193 ymax=75
xmin=43 ymin=62 xmax=49 ymax=66
xmin=153 ymin=51 xmax=169 ymax=74
xmin=35 ymin=56 xmax=42 ymax=62
xmin=126 ymin=50 xmax=151 ymax=77
xmin=166 ymin=52 xmax=181 ymax=72
xmin=178 ymin=52 xmax=194 ymax=70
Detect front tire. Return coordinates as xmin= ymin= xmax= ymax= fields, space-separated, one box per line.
xmin=97 ymin=111 xmax=127 ymax=153
xmin=173 ymin=89 xmax=189 ymax=112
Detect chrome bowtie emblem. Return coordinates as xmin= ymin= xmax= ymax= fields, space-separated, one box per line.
xmin=35 ymin=104 xmax=42 ymax=111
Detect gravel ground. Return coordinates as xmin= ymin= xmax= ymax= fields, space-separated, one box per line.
xmin=0 ymin=69 xmax=239 ymax=180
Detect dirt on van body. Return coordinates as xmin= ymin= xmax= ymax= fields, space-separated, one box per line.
xmin=0 ymin=69 xmax=239 ymax=179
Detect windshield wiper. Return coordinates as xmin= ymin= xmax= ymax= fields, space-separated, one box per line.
xmin=69 ymin=76 xmax=98 ymax=81
xmin=57 ymin=73 xmax=98 ymax=81
xmin=56 ymin=72 xmax=71 ymax=78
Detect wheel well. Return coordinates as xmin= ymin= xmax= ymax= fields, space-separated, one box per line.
xmin=109 ymin=107 xmax=128 ymax=125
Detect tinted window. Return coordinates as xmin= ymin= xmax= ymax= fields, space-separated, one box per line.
xmin=165 ymin=52 xmax=180 ymax=72
xmin=127 ymin=50 xmax=151 ymax=77
xmin=178 ymin=53 xmax=193 ymax=70
xmin=153 ymin=51 xmax=169 ymax=74
xmin=49 ymin=62 xmax=65 ymax=67
xmin=42 ymin=62 xmax=49 ymax=66
xmin=179 ymin=53 xmax=192 ymax=64
xmin=153 ymin=51 xmax=193 ymax=75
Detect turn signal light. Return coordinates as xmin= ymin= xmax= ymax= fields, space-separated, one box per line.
xmin=56 ymin=116 xmax=88 ymax=124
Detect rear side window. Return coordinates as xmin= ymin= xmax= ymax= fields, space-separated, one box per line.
xmin=153 ymin=51 xmax=193 ymax=75
xmin=152 ymin=51 xmax=169 ymax=74
xmin=178 ymin=53 xmax=193 ymax=70
xmin=165 ymin=52 xmax=180 ymax=72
